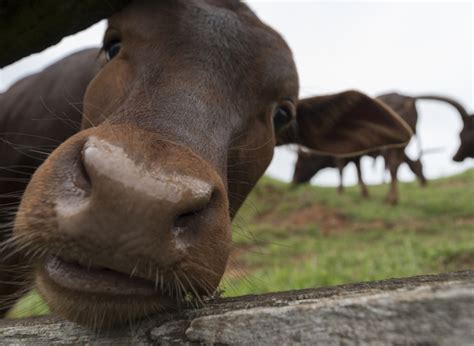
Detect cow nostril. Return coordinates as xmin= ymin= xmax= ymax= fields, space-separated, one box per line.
xmin=173 ymin=206 xmax=207 ymax=234
xmin=172 ymin=190 xmax=215 ymax=236
xmin=173 ymin=212 xmax=197 ymax=235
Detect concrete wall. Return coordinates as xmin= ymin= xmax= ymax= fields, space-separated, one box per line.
xmin=1 ymin=271 xmax=472 ymax=344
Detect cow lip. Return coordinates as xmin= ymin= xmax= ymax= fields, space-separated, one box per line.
xmin=43 ymin=256 xmax=161 ymax=296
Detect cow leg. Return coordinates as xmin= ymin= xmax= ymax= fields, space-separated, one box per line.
xmin=381 ymin=162 xmax=387 ymax=184
xmin=336 ymin=159 xmax=344 ymax=194
xmin=384 ymin=149 xmax=403 ymax=205
xmin=386 ymin=163 xmax=399 ymax=205
xmin=404 ymin=153 xmax=427 ymax=187
xmin=355 ymin=158 xmax=369 ymax=198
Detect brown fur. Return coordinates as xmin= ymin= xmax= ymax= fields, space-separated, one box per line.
xmin=0 ymin=0 xmax=411 ymax=327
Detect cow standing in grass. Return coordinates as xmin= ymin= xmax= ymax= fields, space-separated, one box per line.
xmin=293 ymin=92 xmax=471 ymax=204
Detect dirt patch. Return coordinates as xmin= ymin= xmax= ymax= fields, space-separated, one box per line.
xmin=282 ymin=205 xmax=348 ymax=233
xmin=454 ymin=216 xmax=474 ymax=226
xmin=254 ymin=203 xmax=349 ymax=234
xmin=254 ymin=202 xmax=395 ymax=235
xmin=437 ymin=180 xmax=471 ymax=189
xmin=442 ymin=252 xmax=474 ymax=270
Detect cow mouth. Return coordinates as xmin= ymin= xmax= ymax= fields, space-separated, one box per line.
xmin=42 ymin=256 xmax=165 ymax=297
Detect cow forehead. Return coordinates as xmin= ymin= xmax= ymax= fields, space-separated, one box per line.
xmin=108 ymin=0 xmax=292 ymax=65
xmin=106 ymin=0 xmax=298 ymax=107
xmin=110 ymin=0 xmax=263 ymax=43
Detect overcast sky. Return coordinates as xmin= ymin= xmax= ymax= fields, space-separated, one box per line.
xmin=0 ymin=1 xmax=472 ymax=186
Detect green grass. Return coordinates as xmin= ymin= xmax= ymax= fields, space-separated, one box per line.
xmin=223 ymin=168 xmax=474 ymax=296
xmin=8 ymin=169 xmax=474 ymax=317
xmin=7 ymin=290 xmax=49 ymax=318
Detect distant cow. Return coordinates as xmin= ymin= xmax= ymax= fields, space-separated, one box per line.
xmin=293 ymin=92 xmax=470 ymax=204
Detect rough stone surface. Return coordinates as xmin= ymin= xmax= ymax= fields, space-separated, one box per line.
xmin=0 ymin=0 xmax=130 ymax=67
xmin=0 ymin=271 xmax=473 ymax=345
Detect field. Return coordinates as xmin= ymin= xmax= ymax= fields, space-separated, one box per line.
xmin=8 ymin=169 xmax=474 ymax=317
xmin=223 ymin=168 xmax=474 ymax=296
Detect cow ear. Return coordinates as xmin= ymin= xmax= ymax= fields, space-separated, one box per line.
xmin=276 ymin=90 xmax=412 ymax=156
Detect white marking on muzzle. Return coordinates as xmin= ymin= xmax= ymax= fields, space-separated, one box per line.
xmin=83 ymin=137 xmax=211 ymax=203
xmin=173 ymin=226 xmax=189 ymax=251
xmin=55 ymin=177 xmax=89 ymax=218
xmin=55 ymin=137 xmax=211 ymax=221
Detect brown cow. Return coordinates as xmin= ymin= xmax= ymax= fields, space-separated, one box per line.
xmin=293 ymin=92 xmax=470 ymax=204
xmin=0 ymin=0 xmax=411 ymax=327
xmin=0 ymin=49 xmax=100 ymax=316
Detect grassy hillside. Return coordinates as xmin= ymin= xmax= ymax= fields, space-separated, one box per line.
xmin=222 ymin=168 xmax=474 ymax=296
xmin=8 ymin=169 xmax=474 ymax=317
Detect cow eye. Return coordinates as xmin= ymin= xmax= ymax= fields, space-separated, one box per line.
xmin=105 ymin=41 xmax=121 ymax=61
xmin=273 ymin=106 xmax=293 ymax=132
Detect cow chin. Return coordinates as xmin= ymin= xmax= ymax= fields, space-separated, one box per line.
xmin=36 ymin=270 xmax=175 ymax=328
xmin=31 ymin=244 xmax=229 ymax=327
xmin=13 ymin=124 xmax=232 ymax=326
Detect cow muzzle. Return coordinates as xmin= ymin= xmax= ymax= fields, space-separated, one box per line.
xmin=14 ymin=124 xmax=231 ymax=326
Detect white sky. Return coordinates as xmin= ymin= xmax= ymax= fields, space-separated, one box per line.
xmin=0 ymin=1 xmax=473 ymax=186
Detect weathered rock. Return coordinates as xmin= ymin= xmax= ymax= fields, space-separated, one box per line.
xmin=0 ymin=271 xmax=473 ymax=345
xmin=0 ymin=0 xmax=130 ymax=67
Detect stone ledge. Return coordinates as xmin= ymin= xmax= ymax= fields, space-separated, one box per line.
xmin=0 ymin=271 xmax=472 ymax=344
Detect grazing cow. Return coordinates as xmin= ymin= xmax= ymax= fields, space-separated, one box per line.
xmin=293 ymin=92 xmax=470 ymax=204
xmin=0 ymin=0 xmax=411 ymax=327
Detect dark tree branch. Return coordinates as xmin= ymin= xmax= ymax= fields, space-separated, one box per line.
xmin=0 ymin=0 xmax=130 ymax=67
